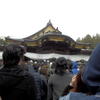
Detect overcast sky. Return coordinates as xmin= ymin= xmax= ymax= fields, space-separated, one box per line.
xmin=0 ymin=0 xmax=100 ymax=40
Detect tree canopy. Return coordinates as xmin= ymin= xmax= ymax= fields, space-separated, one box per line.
xmin=76 ymin=33 xmax=100 ymax=49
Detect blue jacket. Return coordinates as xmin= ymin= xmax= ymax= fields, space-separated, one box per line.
xmin=71 ymin=61 xmax=78 ymax=75
xmin=28 ymin=65 xmax=42 ymax=100
xmin=80 ymin=43 xmax=100 ymax=100
xmin=79 ymin=92 xmax=100 ymax=100
xmin=59 ymin=92 xmax=87 ymax=100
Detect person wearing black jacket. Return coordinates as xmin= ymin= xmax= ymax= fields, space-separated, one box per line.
xmin=0 ymin=43 xmax=37 ymax=100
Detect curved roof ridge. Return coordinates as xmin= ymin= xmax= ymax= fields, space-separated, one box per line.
xmin=5 ymin=33 xmax=91 ymax=46
xmin=24 ymin=34 xmax=91 ymax=46
xmin=23 ymin=20 xmax=59 ymax=39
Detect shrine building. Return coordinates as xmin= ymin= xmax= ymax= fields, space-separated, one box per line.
xmin=5 ymin=20 xmax=91 ymax=55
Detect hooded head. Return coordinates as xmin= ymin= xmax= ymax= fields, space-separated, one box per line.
xmin=82 ymin=43 xmax=100 ymax=94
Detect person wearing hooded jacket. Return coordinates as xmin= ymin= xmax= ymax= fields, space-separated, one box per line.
xmin=79 ymin=43 xmax=100 ymax=100
xmin=0 ymin=43 xmax=37 ymax=100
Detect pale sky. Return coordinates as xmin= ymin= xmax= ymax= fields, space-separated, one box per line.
xmin=0 ymin=0 xmax=100 ymax=40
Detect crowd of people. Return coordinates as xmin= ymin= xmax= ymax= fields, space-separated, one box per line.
xmin=0 ymin=43 xmax=100 ymax=100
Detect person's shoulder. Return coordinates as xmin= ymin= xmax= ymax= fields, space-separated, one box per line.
xmin=63 ymin=72 xmax=74 ymax=78
xmin=59 ymin=94 xmax=70 ymax=100
xmin=14 ymin=71 xmax=35 ymax=89
xmin=59 ymin=92 xmax=86 ymax=100
xmin=23 ymin=71 xmax=35 ymax=82
xmin=69 ymin=92 xmax=86 ymax=95
xmin=49 ymin=73 xmax=56 ymax=77
xmin=69 ymin=92 xmax=87 ymax=100
xmin=48 ymin=74 xmax=56 ymax=81
xmin=60 ymin=92 xmax=87 ymax=100
xmin=33 ymin=71 xmax=40 ymax=76
xmin=41 ymin=74 xmax=46 ymax=79
xmin=50 ymin=73 xmax=61 ymax=79
xmin=79 ymin=95 xmax=98 ymax=100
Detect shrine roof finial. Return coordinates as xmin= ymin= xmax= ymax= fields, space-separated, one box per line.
xmin=47 ymin=20 xmax=52 ymax=25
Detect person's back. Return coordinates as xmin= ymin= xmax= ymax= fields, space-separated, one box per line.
xmin=0 ymin=43 xmax=37 ymax=100
xmin=39 ymin=67 xmax=48 ymax=100
xmin=48 ymin=57 xmax=73 ymax=100
xmin=48 ymin=72 xmax=73 ymax=100
xmin=28 ymin=64 xmax=42 ymax=100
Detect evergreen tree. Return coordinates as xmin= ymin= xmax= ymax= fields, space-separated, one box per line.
xmin=76 ymin=33 xmax=100 ymax=49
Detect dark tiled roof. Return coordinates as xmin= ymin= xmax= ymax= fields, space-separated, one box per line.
xmin=5 ymin=33 xmax=91 ymax=46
